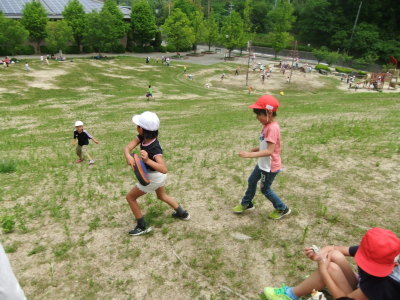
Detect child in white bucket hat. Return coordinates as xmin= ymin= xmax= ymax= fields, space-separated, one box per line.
xmin=124 ymin=111 xmax=191 ymax=236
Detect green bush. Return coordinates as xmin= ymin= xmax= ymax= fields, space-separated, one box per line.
xmin=82 ymin=45 xmax=93 ymax=53
xmin=40 ymin=45 xmax=49 ymax=54
xmin=315 ymin=64 xmax=331 ymax=72
xmin=133 ymin=46 xmax=144 ymax=53
xmin=14 ymin=45 xmax=35 ymax=55
xmin=65 ymin=45 xmax=80 ymax=54
xmin=112 ymin=44 xmax=126 ymax=53
xmin=165 ymin=44 xmax=176 ymax=52
xmin=358 ymin=71 xmax=367 ymax=75
xmin=1 ymin=215 xmax=15 ymax=233
xmin=335 ymin=67 xmax=353 ymax=74
xmin=143 ymin=46 xmax=153 ymax=53
xmin=154 ymin=45 xmax=167 ymax=53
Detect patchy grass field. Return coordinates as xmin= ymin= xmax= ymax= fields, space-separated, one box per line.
xmin=0 ymin=56 xmax=399 ymax=299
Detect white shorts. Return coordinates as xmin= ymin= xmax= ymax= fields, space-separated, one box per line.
xmin=136 ymin=171 xmax=167 ymax=193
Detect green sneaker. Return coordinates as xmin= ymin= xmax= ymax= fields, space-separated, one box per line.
xmin=232 ymin=203 xmax=255 ymax=213
xmin=263 ymin=285 xmax=293 ymax=300
xmin=268 ymin=207 xmax=291 ymax=220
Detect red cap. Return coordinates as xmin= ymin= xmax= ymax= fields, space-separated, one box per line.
xmin=354 ymin=227 xmax=400 ymax=277
xmin=249 ymin=95 xmax=280 ymax=111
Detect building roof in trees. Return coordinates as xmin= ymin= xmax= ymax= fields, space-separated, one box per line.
xmin=0 ymin=0 xmax=131 ymax=19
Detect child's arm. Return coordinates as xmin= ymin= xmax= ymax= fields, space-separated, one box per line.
xmin=124 ymin=139 xmax=140 ymax=166
xmin=140 ymin=150 xmax=167 ymax=174
xmin=91 ymin=137 xmax=100 ymax=144
xmin=72 ymin=139 xmax=76 ymax=146
xmin=239 ymin=142 xmax=275 ymax=158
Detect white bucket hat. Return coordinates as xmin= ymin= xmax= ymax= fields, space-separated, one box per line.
xmin=75 ymin=120 xmax=84 ymax=127
xmin=132 ymin=111 xmax=160 ymax=131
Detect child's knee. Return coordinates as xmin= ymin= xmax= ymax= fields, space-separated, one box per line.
xmin=327 ymin=261 xmax=341 ymax=274
xmin=330 ymin=249 xmax=346 ymax=261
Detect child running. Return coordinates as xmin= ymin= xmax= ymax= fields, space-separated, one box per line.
xmin=124 ymin=111 xmax=190 ymax=236
xmin=146 ymin=85 xmax=153 ymax=101
xmin=232 ymin=95 xmax=291 ymax=219
xmin=72 ymin=121 xmax=99 ymax=164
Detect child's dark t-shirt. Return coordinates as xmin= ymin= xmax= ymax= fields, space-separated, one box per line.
xmin=137 ymin=135 xmax=163 ymax=171
xmin=74 ymin=130 xmax=92 ymax=146
xmin=349 ymin=246 xmax=400 ymax=300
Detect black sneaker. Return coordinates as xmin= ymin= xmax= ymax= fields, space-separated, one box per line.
xmin=172 ymin=210 xmax=191 ymax=221
xmin=129 ymin=225 xmax=152 ymax=236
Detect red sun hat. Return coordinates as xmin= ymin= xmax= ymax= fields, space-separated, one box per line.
xmin=354 ymin=227 xmax=400 ymax=277
xmin=249 ymin=95 xmax=280 ymax=111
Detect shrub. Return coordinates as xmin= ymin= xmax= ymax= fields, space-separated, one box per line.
xmin=1 ymin=215 xmax=16 ymax=233
xmin=65 ymin=45 xmax=80 ymax=54
xmin=335 ymin=67 xmax=353 ymax=74
xmin=315 ymin=64 xmax=331 ymax=72
xmin=82 ymin=45 xmax=94 ymax=53
xmin=143 ymin=46 xmax=153 ymax=53
xmin=132 ymin=46 xmax=144 ymax=53
xmin=157 ymin=45 xmax=167 ymax=53
xmin=112 ymin=43 xmax=126 ymax=53
xmin=14 ymin=45 xmax=35 ymax=55
xmin=358 ymin=71 xmax=367 ymax=75
xmin=165 ymin=44 xmax=176 ymax=52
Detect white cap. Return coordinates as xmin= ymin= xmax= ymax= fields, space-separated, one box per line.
xmin=132 ymin=111 xmax=160 ymax=131
xmin=75 ymin=120 xmax=83 ymax=127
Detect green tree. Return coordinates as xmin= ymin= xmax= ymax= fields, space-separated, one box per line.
xmin=130 ymin=0 xmax=157 ymax=47
xmin=191 ymin=10 xmax=206 ymax=53
xmin=62 ymin=0 xmax=87 ymax=51
xmin=84 ymin=0 xmax=128 ymax=53
xmin=45 ymin=20 xmax=73 ymax=55
xmin=0 ymin=13 xmax=29 ymax=55
xmin=203 ymin=12 xmax=219 ymax=52
xmin=266 ymin=0 xmax=296 ymax=58
xmin=21 ymin=0 xmax=48 ymax=53
xmin=266 ymin=31 xmax=294 ymax=58
xmin=267 ymin=0 xmax=296 ymax=33
xmin=220 ymin=11 xmax=246 ymax=57
xmin=162 ymin=8 xmax=195 ymax=51
xmin=250 ymin=0 xmax=272 ymax=33
xmin=173 ymin=0 xmax=198 ymax=17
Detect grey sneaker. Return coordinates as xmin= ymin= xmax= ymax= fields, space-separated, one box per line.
xmin=129 ymin=226 xmax=152 ymax=236
xmin=89 ymin=160 xmax=95 ymax=165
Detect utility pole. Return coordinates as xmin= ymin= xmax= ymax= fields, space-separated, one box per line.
xmin=289 ymin=40 xmax=297 ymax=84
xmin=168 ymin=0 xmax=171 ymax=16
xmin=207 ymin=0 xmax=211 ymax=17
xmin=246 ymin=41 xmax=251 ymax=86
xmin=348 ymin=1 xmax=363 ymax=54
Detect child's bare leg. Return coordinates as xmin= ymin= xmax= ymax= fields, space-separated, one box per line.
xmin=155 ymin=186 xmax=178 ymax=209
xmin=292 ymin=269 xmax=326 ymax=296
xmin=76 ymin=145 xmax=83 ymax=160
xmin=82 ymin=146 xmax=92 ymax=161
xmin=293 ymin=253 xmax=356 ymax=297
xmin=126 ymin=187 xmax=146 ymax=219
xmin=329 ymin=250 xmax=358 ymax=289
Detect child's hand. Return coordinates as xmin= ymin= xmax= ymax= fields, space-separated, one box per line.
xmin=239 ymin=151 xmax=253 ymax=158
xmin=95 ymin=141 xmax=100 ymax=144
xmin=127 ymin=155 xmax=135 ymax=167
xmin=140 ymin=150 xmax=149 ymax=162
xmin=304 ymin=247 xmax=323 ymax=262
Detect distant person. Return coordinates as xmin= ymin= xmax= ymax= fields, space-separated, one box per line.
xmin=232 ymin=95 xmax=291 ymax=219
xmin=263 ymin=227 xmax=400 ymax=300
xmin=235 ymin=67 xmax=239 ymax=76
xmin=146 ymin=85 xmax=153 ymax=101
xmin=72 ymin=121 xmax=100 ymax=165
xmin=183 ymin=65 xmax=187 ymax=74
xmin=145 ymin=56 xmax=150 ymax=64
xmin=24 ymin=63 xmax=31 ymax=72
xmin=220 ymin=73 xmax=225 ymax=80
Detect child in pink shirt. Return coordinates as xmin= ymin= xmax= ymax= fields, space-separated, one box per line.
xmin=232 ymin=95 xmax=291 ymax=219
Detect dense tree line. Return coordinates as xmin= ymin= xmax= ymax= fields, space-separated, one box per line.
xmin=0 ymin=0 xmax=398 ymax=65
